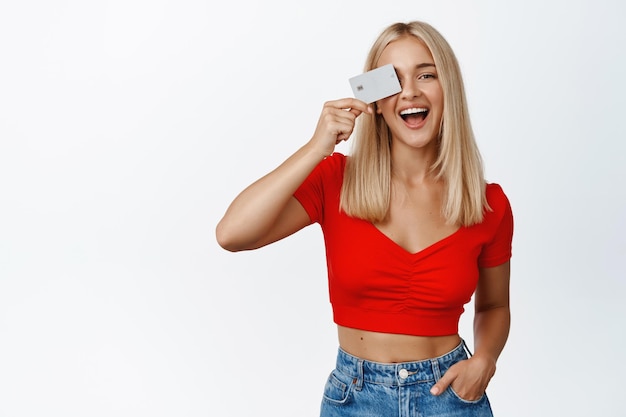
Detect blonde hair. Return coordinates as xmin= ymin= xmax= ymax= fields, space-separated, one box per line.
xmin=340 ymin=21 xmax=488 ymax=226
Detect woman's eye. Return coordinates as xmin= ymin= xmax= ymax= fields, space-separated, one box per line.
xmin=418 ymin=73 xmax=436 ymax=80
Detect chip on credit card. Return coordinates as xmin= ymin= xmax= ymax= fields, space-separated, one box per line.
xmin=349 ymin=64 xmax=402 ymax=104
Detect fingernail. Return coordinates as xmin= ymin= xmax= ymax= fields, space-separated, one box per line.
xmin=430 ymin=386 xmax=439 ymax=395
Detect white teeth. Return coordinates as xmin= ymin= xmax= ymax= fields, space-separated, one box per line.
xmin=400 ymin=107 xmax=428 ymax=115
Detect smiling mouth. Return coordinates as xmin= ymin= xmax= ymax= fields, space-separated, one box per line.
xmin=400 ymin=107 xmax=429 ymax=125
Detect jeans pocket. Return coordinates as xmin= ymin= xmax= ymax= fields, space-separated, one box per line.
xmin=447 ymin=385 xmax=486 ymax=404
xmin=322 ymin=369 xmax=354 ymax=405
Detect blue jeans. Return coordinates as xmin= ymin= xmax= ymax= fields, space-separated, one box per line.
xmin=319 ymin=341 xmax=494 ymax=417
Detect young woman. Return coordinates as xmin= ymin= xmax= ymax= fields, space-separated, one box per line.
xmin=216 ymin=20 xmax=513 ymax=417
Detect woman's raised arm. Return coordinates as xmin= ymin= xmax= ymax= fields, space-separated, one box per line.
xmin=215 ymin=98 xmax=372 ymax=252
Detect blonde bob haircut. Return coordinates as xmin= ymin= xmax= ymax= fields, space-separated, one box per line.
xmin=340 ymin=21 xmax=488 ymax=226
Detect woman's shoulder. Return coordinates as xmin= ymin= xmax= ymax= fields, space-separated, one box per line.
xmin=485 ymin=182 xmax=512 ymax=216
xmin=315 ymin=152 xmax=348 ymax=174
xmin=326 ymin=151 xmax=348 ymax=165
xmin=486 ymin=182 xmax=508 ymax=200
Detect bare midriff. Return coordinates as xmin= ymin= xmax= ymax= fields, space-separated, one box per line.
xmin=337 ymin=325 xmax=462 ymax=363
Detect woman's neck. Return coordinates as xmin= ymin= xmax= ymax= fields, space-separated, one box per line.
xmin=390 ymin=142 xmax=439 ymax=186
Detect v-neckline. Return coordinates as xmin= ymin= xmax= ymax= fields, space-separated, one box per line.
xmin=368 ymin=222 xmax=463 ymax=257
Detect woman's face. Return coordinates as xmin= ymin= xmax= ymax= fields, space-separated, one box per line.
xmin=375 ymin=36 xmax=444 ymax=153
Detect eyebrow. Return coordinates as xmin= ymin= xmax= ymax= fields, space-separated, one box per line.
xmin=394 ymin=63 xmax=436 ymax=74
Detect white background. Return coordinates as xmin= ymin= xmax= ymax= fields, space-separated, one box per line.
xmin=1 ymin=0 xmax=625 ymax=416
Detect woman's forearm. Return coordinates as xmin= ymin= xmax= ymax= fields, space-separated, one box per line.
xmin=215 ymin=142 xmax=326 ymax=251
xmin=472 ymin=305 xmax=510 ymax=366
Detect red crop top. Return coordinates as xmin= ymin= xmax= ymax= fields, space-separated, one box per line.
xmin=293 ymin=153 xmax=513 ymax=337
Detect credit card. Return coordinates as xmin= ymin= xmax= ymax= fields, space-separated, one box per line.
xmin=349 ymin=64 xmax=401 ymax=104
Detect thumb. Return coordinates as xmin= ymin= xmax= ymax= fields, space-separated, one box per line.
xmin=430 ymin=372 xmax=455 ymax=396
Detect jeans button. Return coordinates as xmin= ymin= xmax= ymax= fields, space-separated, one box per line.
xmin=399 ymin=368 xmax=409 ymax=379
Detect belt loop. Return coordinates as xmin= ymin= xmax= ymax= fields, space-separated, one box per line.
xmin=462 ymin=338 xmax=474 ymax=357
xmin=430 ymin=359 xmax=441 ymax=382
xmin=354 ymin=359 xmax=364 ymax=391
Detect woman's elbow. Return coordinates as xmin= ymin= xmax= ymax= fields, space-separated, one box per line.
xmin=215 ymin=220 xmax=247 ymax=252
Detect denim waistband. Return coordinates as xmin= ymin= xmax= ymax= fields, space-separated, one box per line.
xmin=334 ymin=340 xmax=469 ymax=388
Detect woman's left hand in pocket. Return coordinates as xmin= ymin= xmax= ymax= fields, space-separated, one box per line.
xmin=429 ymin=355 xmax=496 ymax=401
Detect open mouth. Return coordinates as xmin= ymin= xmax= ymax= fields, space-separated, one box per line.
xmin=400 ymin=107 xmax=429 ymax=126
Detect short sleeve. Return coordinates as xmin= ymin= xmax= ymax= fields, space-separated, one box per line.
xmin=293 ymin=152 xmax=346 ymax=225
xmin=478 ymin=184 xmax=514 ymax=268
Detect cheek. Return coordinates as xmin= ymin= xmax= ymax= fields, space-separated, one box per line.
xmin=379 ymin=109 xmax=396 ymax=126
xmin=377 ymin=101 xmax=396 ymax=119
xmin=377 ymin=96 xmax=397 ymax=113
xmin=429 ymin=88 xmax=444 ymax=112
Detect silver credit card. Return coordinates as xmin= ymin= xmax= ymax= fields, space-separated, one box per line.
xmin=349 ymin=64 xmax=401 ymax=104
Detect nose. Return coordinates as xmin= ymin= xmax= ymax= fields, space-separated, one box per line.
xmin=400 ymin=78 xmax=422 ymax=99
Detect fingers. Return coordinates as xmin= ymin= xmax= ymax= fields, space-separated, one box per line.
xmin=430 ymin=367 xmax=456 ymax=396
xmin=326 ymin=97 xmax=373 ymax=117
xmin=323 ymin=99 xmax=372 ymax=138
xmin=307 ymin=98 xmax=373 ymax=156
xmin=430 ymin=359 xmax=491 ymax=401
xmin=319 ymin=106 xmax=355 ymax=141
